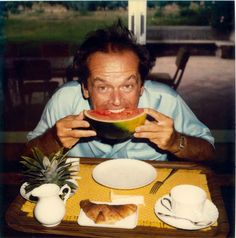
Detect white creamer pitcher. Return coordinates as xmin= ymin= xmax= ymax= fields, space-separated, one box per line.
xmin=31 ymin=183 xmax=71 ymax=227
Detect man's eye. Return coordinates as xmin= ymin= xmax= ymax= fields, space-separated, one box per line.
xmin=97 ymin=86 xmax=108 ymax=92
xmin=121 ymin=84 xmax=134 ymax=92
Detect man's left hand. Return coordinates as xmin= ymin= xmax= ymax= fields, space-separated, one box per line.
xmin=134 ymin=108 xmax=179 ymax=153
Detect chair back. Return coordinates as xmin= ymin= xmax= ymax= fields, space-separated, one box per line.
xmin=66 ymin=63 xmax=79 ymax=82
xmin=14 ymin=59 xmax=56 ymax=104
xmin=41 ymin=42 xmax=70 ymax=57
xmin=173 ymin=47 xmax=190 ymax=89
xmin=15 ymin=59 xmax=52 ymax=82
xmin=175 ymin=47 xmax=190 ymax=69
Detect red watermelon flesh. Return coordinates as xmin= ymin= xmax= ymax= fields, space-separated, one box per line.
xmin=84 ymin=108 xmax=146 ymax=140
xmin=85 ymin=108 xmax=144 ymax=121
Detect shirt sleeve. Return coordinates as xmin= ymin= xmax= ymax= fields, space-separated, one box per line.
xmin=27 ymin=82 xmax=88 ymax=141
xmin=172 ymin=94 xmax=215 ymax=146
xmin=140 ymin=81 xmax=215 ymax=146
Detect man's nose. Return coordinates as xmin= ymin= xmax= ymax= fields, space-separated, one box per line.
xmin=110 ymin=89 xmax=122 ymax=106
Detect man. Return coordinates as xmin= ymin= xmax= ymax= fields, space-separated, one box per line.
xmin=25 ymin=21 xmax=214 ymax=161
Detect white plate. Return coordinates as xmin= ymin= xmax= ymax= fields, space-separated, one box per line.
xmin=92 ymin=159 xmax=157 ymax=189
xmin=154 ymin=194 xmax=219 ymax=230
xmin=20 ymin=180 xmax=78 ymax=202
xmin=77 ymin=201 xmax=138 ymax=229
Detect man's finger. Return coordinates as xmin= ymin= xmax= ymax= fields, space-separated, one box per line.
xmin=145 ymin=108 xmax=168 ymax=122
xmin=134 ymin=131 xmax=160 ymax=139
xmin=135 ymin=123 xmax=160 ymax=132
xmin=72 ymin=129 xmax=97 ymax=138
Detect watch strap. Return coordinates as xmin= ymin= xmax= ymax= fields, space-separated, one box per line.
xmin=173 ymin=134 xmax=185 ymax=154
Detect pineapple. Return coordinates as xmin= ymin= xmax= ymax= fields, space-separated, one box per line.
xmin=20 ymin=147 xmax=78 ymax=193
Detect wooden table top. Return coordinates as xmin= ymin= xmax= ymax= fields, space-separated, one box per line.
xmin=5 ymin=158 xmax=229 ymax=238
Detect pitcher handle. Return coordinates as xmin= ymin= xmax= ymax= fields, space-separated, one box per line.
xmin=161 ymin=196 xmax=172 ymax=212
xmin=59 ymin=184 xmax=71 ymax=204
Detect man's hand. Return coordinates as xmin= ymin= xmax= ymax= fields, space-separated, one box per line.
xmin=134 ymin=108 xmax=215 ymax=161
xmin=134 ymin=108 xmax=179 ymax=153
xmin=55 ymin=112 xmax=97 ymax=149
xmin=24 ymin=112 xmax=97 ymax=157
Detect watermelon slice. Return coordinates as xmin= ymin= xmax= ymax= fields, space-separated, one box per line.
xmin=84 ymin=108 xmax=146 ymax=140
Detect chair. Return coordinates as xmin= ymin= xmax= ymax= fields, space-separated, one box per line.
xmin=65 ymin=63 xmax=78 ymax=82
xmin=14 ymin=59 xmax=59 ymax=104
xmin=41 ymin=42 xmax=70 ymax=57
xmin=17 ymin=43 xmax=42 ymax=57
xmin=41 ymin=42 xmax=71 ymax=83
xmin=5 ymin=43 xmax=20 ymax=57
xmin=148 ymin=47 xmax=190 ymax=90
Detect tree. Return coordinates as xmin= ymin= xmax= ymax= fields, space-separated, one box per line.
xmin=209 ymin=1 xmax=234 ymax=32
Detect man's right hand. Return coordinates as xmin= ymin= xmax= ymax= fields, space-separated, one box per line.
xmin=54 ymin=112 xmax=97 ymax=149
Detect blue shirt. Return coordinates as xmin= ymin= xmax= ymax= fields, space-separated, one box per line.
xmin=27 ymin=80 xmax=214 ymax=160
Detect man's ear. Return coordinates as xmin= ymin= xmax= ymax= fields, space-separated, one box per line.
xmin=82 ymin=84 xmax=89 ymax=99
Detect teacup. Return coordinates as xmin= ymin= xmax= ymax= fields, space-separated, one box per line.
xmin=161 ymin=184 xmax=207 ymax=220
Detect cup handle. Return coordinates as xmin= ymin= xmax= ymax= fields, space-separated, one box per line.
xmin=161 ymin=196 xmax=172 ymax=212
xmin=59 ymin=184 xmax=71 ymax=204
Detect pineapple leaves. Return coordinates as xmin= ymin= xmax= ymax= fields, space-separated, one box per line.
xmin=25 ymin=183 xmax=41 ymax=193
xmin=65 ymin=180 xmax=78 ymax=190
xmin=42 ymin=156 xmax=51 ymax=169
xmin=31 ymin=147 xmax=47 ymax=168
xmin=20 ymin=159 xmax=42 ymax=171
xmin=20 ymin=147 xmax=79 ymax=193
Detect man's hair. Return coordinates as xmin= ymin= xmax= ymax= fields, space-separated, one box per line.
xmin=74 ymin=19 xmax=155 ymax=87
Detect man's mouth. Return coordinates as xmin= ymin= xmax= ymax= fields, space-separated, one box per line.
xmin=108 ymin=108 xmax=125 ymax=113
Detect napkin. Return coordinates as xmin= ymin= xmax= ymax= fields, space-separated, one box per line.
xmin=21 ymin=164 xmax=216 ymax=230
xmin=110 ymin=190 xmax=144 ymax=205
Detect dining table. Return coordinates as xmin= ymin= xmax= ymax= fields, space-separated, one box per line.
xmin=5 ymin=157 xmax=229 ymax=238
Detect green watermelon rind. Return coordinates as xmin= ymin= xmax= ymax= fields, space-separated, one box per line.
xmin=84 ymin=110 xmax=146 ymax=140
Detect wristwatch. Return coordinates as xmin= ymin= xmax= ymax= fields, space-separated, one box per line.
xmin=179 ymin=134 xmax=185 ymax=150
xmin=174 ymin=134 xmax=185 ymax=154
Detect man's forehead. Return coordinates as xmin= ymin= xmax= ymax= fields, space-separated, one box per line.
xmin=92 ymin=74 xmax=138 ymax=84
xmin=87 ymin=51 xmax=139 ymax=67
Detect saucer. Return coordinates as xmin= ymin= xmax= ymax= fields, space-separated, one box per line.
xmin=20 ymin=182 xmax=38 ymax=202
xmin=154 ymin=194 xmax=219 ymax=230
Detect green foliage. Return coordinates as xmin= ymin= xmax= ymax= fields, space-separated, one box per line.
xmin=3 ymin=1 xmax=33 ymax=15
xmin=150 ymin=1 xmax=234 ymax=29
xmin=210 ymin=1 xmax=234 ymax=32
xmin=179 ymin=5 xmax=211 ymax=26
xmin=3 ymin=1 xmax=128 ymax=13
xmin=5 ymin=15 xmax=127 ymax=44
xmin=153 ymin=8 xmax=163 ymax=18
xmin=4 ymin=4 xmax=128 ymax=44
xmin=20 ymin=147 xmax=78 ymax=193
xmin=3 ymin=1 xmax=234 ymax=44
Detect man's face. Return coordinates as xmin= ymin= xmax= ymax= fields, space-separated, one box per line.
xmin=82 ymin=50 xmax=144 ymax=111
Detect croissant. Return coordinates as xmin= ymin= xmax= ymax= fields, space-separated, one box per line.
xmin=80 ymin=199 xmax=137 ymax=224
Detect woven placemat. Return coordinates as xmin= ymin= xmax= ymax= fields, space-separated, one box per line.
xmin=21 ymin=163 xmax=215 ymax=229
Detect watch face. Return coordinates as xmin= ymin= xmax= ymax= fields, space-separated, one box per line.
xmin=179 ymin=135 xmax=185 ymax=149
